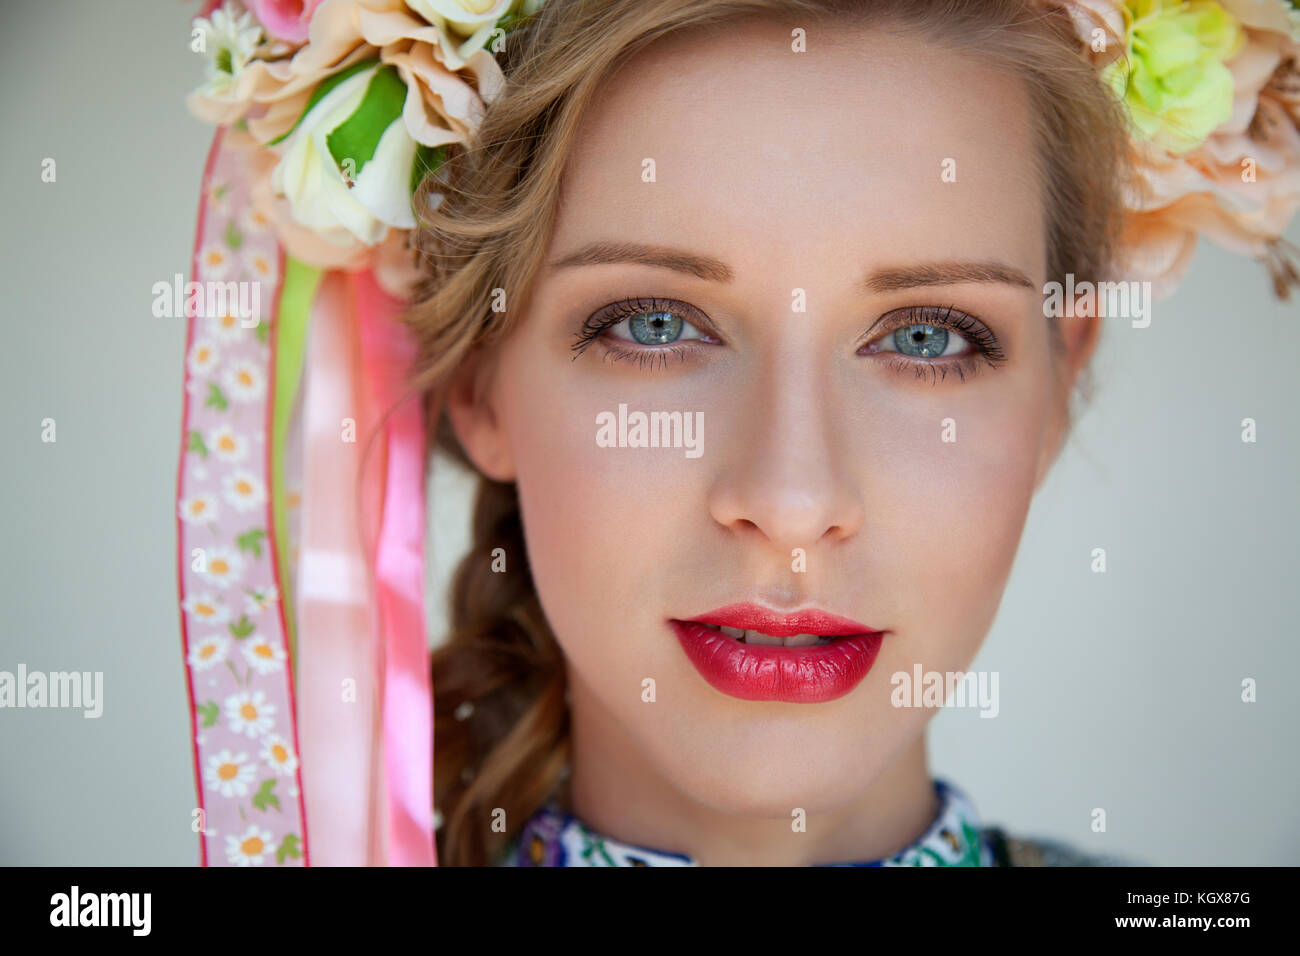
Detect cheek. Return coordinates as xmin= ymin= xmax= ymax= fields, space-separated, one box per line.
xmin=855 ymin=361 xmax=1056 ymax=673
xmin=494 ymin=337 xmax=699 ymax=699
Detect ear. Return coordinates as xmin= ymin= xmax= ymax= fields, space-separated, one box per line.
xmin=444 ymin=347 xmax=516 ymax=482
xmin=1033 ymin=310 xmax=1101 ymax=490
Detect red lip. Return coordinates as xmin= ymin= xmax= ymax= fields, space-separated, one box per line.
xmin=671 ymin=603 xmax=885 ymax=704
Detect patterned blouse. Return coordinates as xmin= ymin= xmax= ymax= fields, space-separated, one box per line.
xmin=501 ymin=778 xmax=1122 ymax=866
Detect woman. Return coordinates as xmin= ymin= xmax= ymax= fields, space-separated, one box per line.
xmin=416 ymin=0 xmax=1132 ymax=866
xmin=176 ymin=0 xmax=1300 ymax=866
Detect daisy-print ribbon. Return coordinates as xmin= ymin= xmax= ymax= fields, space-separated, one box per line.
xmin=177 ymin=129 xmax=308 ymax=866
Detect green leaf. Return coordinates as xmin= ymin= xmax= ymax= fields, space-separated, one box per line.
xmin=187 ymin=430 xmax=209 ymax=458
xmin=276 ymin=833 xmax=302 ymax=864
xmin=225 ymin=220 xmax=244 ymax=251
xmin=410 ymin=143 xmax=446 ymax=196
xmin=229 ymin=614 xmax=255 ymax=639
xmin=326 ymin=64 xmax=407 ymax=181
xmin=252 ymin=778 xmax=281 ymax=812
xmin=205 ymin=383 xmax=229 ymax=411
xmin=236 ymin=528 xmax=266 ymax=558
xmin=197 ymin=700 xmax=219 ymax=728
xmin=255 ymin=320 xmax=270 ymax=345
xmin=267 ymin=58 xmax=379 ymax=146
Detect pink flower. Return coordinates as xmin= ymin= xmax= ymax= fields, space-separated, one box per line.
xmin=248 ymin=0 xmax=325 ymax=44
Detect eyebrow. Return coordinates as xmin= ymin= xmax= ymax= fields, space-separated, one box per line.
xmin=548 ymin=241 xmax=1032 ymax=292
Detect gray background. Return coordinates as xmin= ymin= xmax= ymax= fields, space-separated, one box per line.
xmin=1 ymin=0 xmax=1296 ymax=865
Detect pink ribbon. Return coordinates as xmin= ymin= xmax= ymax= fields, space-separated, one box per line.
xmin=294 ymin=271 xmax=386 ymax=865
xmin=354 ymin=268 xmax=435 ymax=866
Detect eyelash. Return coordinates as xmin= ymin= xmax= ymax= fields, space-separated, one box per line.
xmin=570 ymin=296 xmax=716 ymax=370
xmin=863 ymin=304 xmax=1008 ymax=384
xmin=570 ymin=297 xmax=1006 ymax=380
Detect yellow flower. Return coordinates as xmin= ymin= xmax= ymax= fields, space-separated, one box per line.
xmin=1106 ymin=0 xmax=1244 ymax=153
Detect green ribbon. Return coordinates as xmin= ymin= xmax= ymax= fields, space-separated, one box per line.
xmin=271 ymin=256 xmax=321 ymax=680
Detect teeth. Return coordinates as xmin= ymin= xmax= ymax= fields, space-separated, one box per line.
xmin=784 ymin=633 xmax=821 ymax=647
xmin=697 ymin=623 xmax=839 ymax=647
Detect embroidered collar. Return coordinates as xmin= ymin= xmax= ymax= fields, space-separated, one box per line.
xmin=505 ymin=778 xmax=993 ymax=867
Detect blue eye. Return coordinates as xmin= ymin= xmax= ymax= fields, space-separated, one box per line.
xmin=604 ymin=305 xmax=712 ymax=347
xmin=627 ymin=311 xmax=684 ymax=345
xmin=892 ymin=323 xmax=952 ymax=358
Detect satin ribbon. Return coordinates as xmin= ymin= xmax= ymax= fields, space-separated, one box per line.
xmin=293 ymin=270 xmax=386 ymax=865
xmin=354 ymin=269 xmax=435 ymax=866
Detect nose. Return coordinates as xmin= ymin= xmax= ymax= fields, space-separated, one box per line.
xmin=706 ymin=363 xmax=865 ymax=555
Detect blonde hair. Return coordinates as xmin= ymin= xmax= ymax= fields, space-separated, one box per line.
xmin=403 ymin=0 xmax=1131 ymax=866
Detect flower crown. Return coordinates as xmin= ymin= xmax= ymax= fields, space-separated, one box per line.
xmin=188 ymin=0 xmax=1300 ymax=300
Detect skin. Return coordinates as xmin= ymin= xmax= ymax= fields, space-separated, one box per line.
xmin=446 ymin=19 xmax=1099 ymax=865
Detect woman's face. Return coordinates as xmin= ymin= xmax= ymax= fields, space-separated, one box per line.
xmin=449 ymin=20 xmax=1093 ymax=821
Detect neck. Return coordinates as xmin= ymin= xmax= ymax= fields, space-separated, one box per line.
xmin=561 ymin=668 xmax=937 ymax=866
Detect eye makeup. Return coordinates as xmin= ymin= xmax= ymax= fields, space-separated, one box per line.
xmin=569 ymin=295 xmax=1008 ymax=382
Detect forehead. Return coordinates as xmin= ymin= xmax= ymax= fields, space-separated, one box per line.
xmin=550 ymin=17 xmax=1045 ymax=284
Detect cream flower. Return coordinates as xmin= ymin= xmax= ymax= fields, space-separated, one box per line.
xmin=405 ymin=0 xmax=520 ymax=69
xmin=270 ymin=61 xmax=419 ymax=247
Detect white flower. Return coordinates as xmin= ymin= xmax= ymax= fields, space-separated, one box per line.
xmin=193 ymin=2 xmax=265 ymax=102
xmin=209 ymin=424 xmax=249 ymax=463
xmin=225 ymin=689 xmax=276 ymax=738
xmin=182 ymin=593 xmax=231 ymax=627
xmin=188 ymin=633 xmax=231 ymax=671
xmin=271 ymin=62 xmax=418 ymax=247
xmin=245 ymin=248 xmax=279 ymax=285
xmin=222 ymin=360 xmax=266 ymax=402
xmin=224 ymin=470 xmax=267 ymax=512
xmin=244 ymin=584 xmax=279 ymax=616
xmin=202 ymin=546 xmax=244 ymax=589
xmin=242 ymin=634 xmax=287 ymax=675
xmin=207 ymin=308 xmax=247 ymax=343
xmin=260 ymin=734 xmax=299 ymax=776
xmin=204 ymin=748 xmax=257 ymax=798
xmin=187 ymin=339 xmax=221 ymax=377
xmin=179 ymin=493 xmax=219 ymax=525
xmin=225 ymin=824 xmax=275 ymax=866
xmin=197 ymin=243 xmax=235 ymax=280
